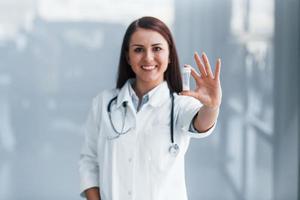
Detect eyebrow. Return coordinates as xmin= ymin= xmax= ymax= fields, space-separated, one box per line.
xmin=131 ymin=43 xmax=163 ymax=47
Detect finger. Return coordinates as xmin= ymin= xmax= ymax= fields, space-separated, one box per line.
xmin=184 ymin=64 xmax=201 ymax=82
xmin=194 ymin=52 xmax=207 ymax=77
xmin=214 ymin=58 xmax=221 ymax=81
xmin=179 ymin=90 xmax=199 ymax=99
xmin=202 ymin=52 xmax=214 ymax=78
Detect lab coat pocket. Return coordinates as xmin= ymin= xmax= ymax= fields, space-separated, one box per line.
xmin=145 ymin=125 xmax=176 ymax=173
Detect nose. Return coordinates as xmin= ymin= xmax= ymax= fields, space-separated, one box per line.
xmin=143 ymin=50 xmax=154 ymax=62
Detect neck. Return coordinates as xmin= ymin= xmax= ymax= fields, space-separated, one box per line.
xmin=133 ymin=80 xmax=162 ymax=100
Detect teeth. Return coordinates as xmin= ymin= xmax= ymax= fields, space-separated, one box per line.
xmin=142 ymin=65 xmax=156 ymax=70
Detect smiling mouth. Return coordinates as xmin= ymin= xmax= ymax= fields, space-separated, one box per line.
xmin=141 ymin=65 xmax=157 ymax=71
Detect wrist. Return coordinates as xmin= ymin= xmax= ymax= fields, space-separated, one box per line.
xmin=202 ymin=104 xmax=220 ymax=111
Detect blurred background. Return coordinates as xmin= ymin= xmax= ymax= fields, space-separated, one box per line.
xmin=0 ymin=0 xmax=299 ymax=199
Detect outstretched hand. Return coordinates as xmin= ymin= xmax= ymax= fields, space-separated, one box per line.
xmin=180 ymin=52 xmax=222 ymax=110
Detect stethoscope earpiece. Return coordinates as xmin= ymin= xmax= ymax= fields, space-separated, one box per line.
xmin=122 ymin=101 xmax=128 ymax=107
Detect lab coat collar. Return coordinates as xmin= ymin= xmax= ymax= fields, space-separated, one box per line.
xmin=147 ymin=81 xmax=170 ymax=107
xmin=116 ymin=80 xmax=132 ymax=109
xmin=116 ymin=79 xmax=171 ymax=109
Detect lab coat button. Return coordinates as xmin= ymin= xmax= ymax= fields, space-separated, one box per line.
xmin=128 ymin=190 xmax=132 ymax=195
xmin=128 ymin=158 xmax=132 ymax=162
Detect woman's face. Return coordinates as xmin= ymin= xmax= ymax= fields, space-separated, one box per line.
xmin=127 ymin=28 xmax=170 ymax=88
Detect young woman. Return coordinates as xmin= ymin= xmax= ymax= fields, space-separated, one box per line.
xmin=79 ymin=16 xmax=222 ymax=200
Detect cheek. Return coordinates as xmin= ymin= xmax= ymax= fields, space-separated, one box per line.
xmin=128 ymin=53 xmax=141 ymax=66
xmin=158 ymin=53 xmax=170 ymax=66
xmin=162 ymin=50 xmax=170 ymax=60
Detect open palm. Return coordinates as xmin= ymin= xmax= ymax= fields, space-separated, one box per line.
xmin=181 ymin=52 xmax=222 ymax=109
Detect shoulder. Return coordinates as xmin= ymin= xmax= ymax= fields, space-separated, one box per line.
xmin=93 ymin=88 xmax=118 ymax=101
xmin=90 ymin=88 xmax=119 ymax=111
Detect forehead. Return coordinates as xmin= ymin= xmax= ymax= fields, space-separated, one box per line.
xmin=129 ymin=28 xmax=168 ymax=45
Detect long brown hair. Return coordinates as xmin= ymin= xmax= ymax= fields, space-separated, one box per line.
xmin=116 ymin=16 xmax=182 ymax=93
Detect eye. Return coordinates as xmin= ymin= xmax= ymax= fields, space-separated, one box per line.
xmin=153 ymin=46 xmax=162 ymax=51
xmin=133 ymin=47 xmax=143 ymax=53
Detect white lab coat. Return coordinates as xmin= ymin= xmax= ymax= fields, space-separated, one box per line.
xmin=79 ymin=81 xmax=216 ymax=200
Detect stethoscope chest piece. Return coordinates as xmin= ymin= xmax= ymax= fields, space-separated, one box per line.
xmin=169 ymin=143 xmax=179 ymax=156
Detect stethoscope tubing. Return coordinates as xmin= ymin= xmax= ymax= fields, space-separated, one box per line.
xmin=107 ymin=91 xmax=179 ymax=156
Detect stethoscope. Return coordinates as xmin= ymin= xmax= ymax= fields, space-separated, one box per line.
xmin=107 ymin=92 xmax=179 ymax=156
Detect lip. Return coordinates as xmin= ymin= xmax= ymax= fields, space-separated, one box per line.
xmin=141 ymin=65 xmax=157 ymax=70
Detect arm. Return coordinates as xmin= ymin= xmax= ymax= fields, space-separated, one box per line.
xmin=194 ymin=105 xmax=219 ymax=132
xmin=181 ymin=52 xmax=222 ymax=132
xmin=85 ymin=187 xmax=101 ymax=200
xmin=79 ymin=96 xmax=102 ymax=198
